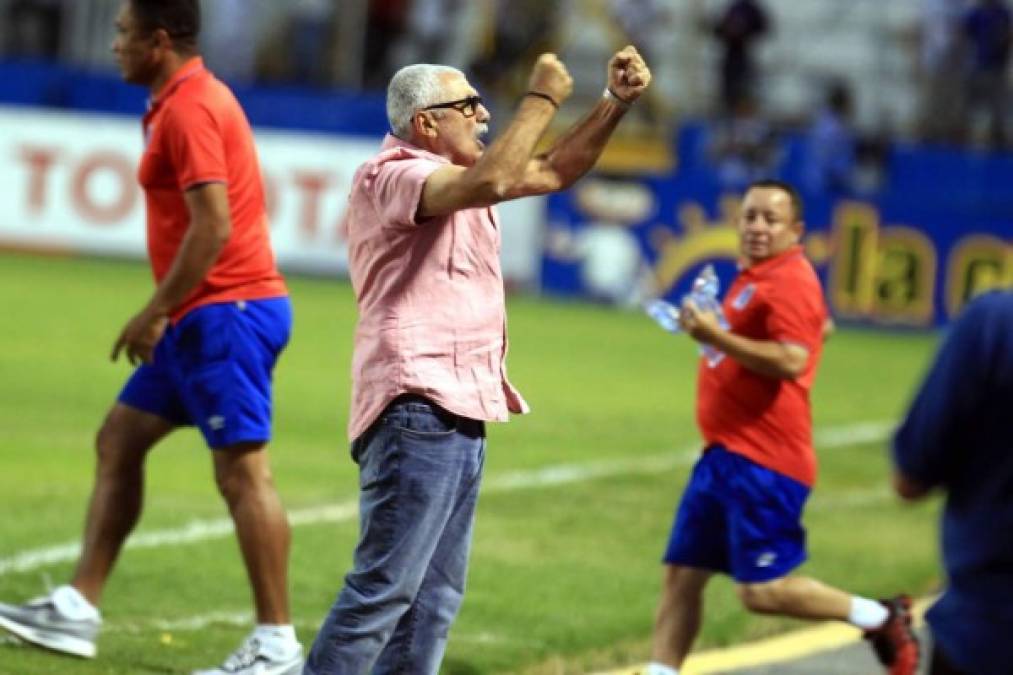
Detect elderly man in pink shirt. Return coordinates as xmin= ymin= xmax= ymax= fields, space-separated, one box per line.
xmin=304 ymin=47 xmax=651 ymax=674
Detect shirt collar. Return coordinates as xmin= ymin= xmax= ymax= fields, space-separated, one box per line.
xmin=740 ymin=244 xmax=804 ymax=279
xmin=146 ymin=56 xmax=205 ymax=113
xmin=381 ymin=133 xmax=451 ymax=165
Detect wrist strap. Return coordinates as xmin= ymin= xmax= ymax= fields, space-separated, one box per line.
xmin=524 ymin=91 xmax=559 ymax=109
xmin=603 ymin=86 xmax=633 ymax=110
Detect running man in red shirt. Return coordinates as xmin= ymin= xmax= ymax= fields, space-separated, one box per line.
xmin=0 ymin=2 xmax=301 ymax=674
xmin=645 ymin=181 xmax=919 ymax=675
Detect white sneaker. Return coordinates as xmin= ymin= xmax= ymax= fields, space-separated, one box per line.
xmin=0 ymin=586 xmax=101 ymax=658
xmin=193 ymin=635 xmax=304 ymax=675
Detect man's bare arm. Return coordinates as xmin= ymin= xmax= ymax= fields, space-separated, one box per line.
xmin=420 ymin=46 xmax=652 ymax=216
xmin=514 ymin=45 xmax=652 ymax=195
xmin=147 ymin=183 xmax=231 ymax=315
xmin=679 ymin=298 xmax=810 ymax=379
xmin=419 ymin=97 xmax=560 ymax=216
xmin=705 ymin=330 xmax=810 ymax=379
xmin=111 ymin=182 xmax=230 ymax=364
xmin=418 ymin=54 xmax=572 ymax=217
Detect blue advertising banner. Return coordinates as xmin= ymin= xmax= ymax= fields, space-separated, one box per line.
xmin=541 ymin=128 xmax=1012 ymax=328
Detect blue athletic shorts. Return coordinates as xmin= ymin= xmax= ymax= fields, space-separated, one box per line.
xmin=118 ymin=297 xmax=292 ymax=449
xmin=663 ymin=445 xmax=810 ymax=583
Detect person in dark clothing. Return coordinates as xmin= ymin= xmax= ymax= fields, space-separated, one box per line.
xmin=963 ymin=0 xmax=1012 ymax=148
xmin=893 ymin=290 xmax=1013 ymax=675
xmin=712 ymin=0 xmax=770 ymax=114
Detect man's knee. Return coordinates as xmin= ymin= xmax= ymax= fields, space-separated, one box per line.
xmin=736 ymin=579 xmax=785 ymax=614
xmin=94 ymin=404 xmax=171 ymax=473
xmin=661 ymin=565 xmax=711 ymax=602
xmin=213 ymin=444 xmax=274 ymax=504
xmin=421 ymin=581 xmax=464 ymax=631
xmin=95 ymin=418 xmax=146 ymax=476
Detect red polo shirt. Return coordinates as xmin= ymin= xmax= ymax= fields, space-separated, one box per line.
xmin=696 ymin=246 xmax=828 ymax=486
xmin=138 ymin=57 xmax=286 ymax=322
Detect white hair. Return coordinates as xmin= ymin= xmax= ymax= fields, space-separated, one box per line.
xmin=386 ymin=64 xmax=465 ymax=139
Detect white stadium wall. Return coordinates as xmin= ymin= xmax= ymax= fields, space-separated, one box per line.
xmin=0 ymin=105 xmax=545 ymax=286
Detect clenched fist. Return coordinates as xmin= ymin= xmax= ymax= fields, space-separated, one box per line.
xmin=528 ymin=53 xmax=573 ymax=106
xmin=607 ymin=45 xmax=651 ymax=103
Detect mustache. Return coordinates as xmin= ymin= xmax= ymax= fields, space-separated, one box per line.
xmin=475 ymin=123 xmax=489 ymax=139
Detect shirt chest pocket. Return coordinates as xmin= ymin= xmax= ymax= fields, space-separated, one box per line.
xmin=449 ymin=210 xmax=498 ymax=275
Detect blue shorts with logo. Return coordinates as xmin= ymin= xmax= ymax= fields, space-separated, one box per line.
xmin=663 ymin=445 xmax=810 ymax=583
xmin=118 ymin=297 xmax=292 ymax=449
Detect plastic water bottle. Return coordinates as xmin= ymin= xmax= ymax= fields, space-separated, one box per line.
xmin=689 ymin=265 xmax=728 ymax=367
xmin=643 ymin=264 xmax=728 ymax=367
xmin=691 ymin=264 xmax=720 ymax=308
xmin=643 ymin=298 xmax=681 ymax=333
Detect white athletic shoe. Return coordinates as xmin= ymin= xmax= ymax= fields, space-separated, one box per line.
xmin=192 ymin=635 xmax=304 ymax=675
xmin=0 ymin=587 xmax=101 ymax=658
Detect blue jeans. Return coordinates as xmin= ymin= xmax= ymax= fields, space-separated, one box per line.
xmin=304 ymin=396 xmax=486 ymax=674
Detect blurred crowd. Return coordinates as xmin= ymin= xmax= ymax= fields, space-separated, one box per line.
xmin=703 ymin=0 xmax=1010 ymax=198
xmin=1 ymin=0 xmax=1010 ymax=175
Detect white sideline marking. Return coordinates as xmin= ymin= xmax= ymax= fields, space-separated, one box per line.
xmin=116 ymin=611 xmax=254 ymax=633
xmin=106 ymin=611 xmax=536 ymax=647
xmin=809 ymin=486 xmax=892 ymax=510
xmin=0 ymin=420 xmax=896 ymax=578
xmin=813 ymin=420 xmax=895 ymax=447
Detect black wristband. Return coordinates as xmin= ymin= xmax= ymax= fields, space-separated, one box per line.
xmin=524 ymin=91 xmax=559 ymax=109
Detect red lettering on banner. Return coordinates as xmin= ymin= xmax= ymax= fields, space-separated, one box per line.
xmin=291 ymin=170 xmax=331 ymax=238
xmin=18 ymin=146 xmax=60 ymax=213
xmin=72 ymin=152 xmax=136 ymax=224
xmin=262 ymin=170 xmax=278 ymax=224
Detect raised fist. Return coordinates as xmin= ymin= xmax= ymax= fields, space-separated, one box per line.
xmin=607 ymin=45 xmax=651 ymax=103
xmin=528 ymin=53 xmax=573 ymax=105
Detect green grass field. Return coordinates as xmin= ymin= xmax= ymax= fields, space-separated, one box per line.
xmin=0 ymin=252 xmax=944 ymax=674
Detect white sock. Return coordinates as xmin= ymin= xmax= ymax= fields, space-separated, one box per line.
xmin=253 ymin=623 xmax=298 ymax=645
xmin=51 ymin=585 xmax=101 ymax=621
xmin=645 ymin=662 xmax=679 ymax=675
xmin=848 ymin=596 xmax=889 ymax=630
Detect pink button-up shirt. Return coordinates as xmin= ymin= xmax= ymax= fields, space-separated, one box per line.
xmin=344 ymin=134 xmax=529 ymax=441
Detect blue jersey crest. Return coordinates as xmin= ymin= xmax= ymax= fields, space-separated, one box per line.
xmin=732 ymin=283 xmax=756 ymax=310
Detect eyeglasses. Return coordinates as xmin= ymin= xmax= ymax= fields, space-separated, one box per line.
xmin=422 ymin=95 xmax=483 ymax=118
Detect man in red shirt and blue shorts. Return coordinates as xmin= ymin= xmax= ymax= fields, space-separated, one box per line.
xmin=644 ymin=180 xmax=920 ymax=675
xmin=0 ymin=3 xmax=302 ymax=674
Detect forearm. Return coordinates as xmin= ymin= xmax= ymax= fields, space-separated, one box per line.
xmin=145 ymin=224 xmax=226 ymax=316
xmin=470 ymin=96 xmax=556 ymax=195
xmin=541 ymin=95 xmax=627 ymax=187
xmin=706 ymin=329 xmax=806 ymax=379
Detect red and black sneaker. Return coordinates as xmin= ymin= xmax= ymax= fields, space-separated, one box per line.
xmin=864 ymin=595 xmax=920 ymax=675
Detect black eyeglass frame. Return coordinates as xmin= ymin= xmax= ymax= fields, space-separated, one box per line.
xmin=420 ymin=95 xmax=484 ymax=118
